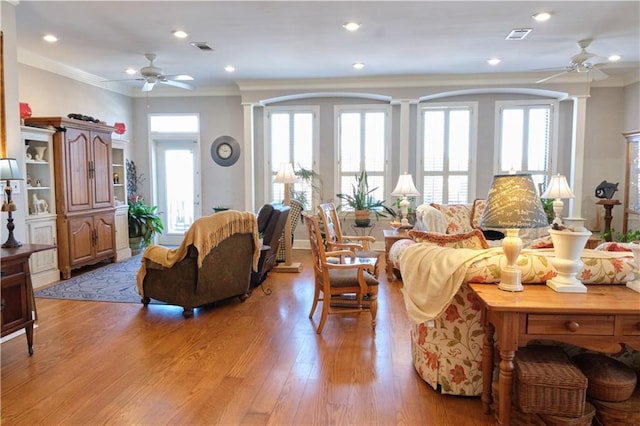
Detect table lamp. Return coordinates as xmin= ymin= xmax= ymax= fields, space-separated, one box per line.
xmin=480 ymin=174 xmax=548 ymax=292
xmin=1 ymin=158 xmax=24 ymax=248
xmin=391 ymin=173 xmax=420 ymax=227
xmin=541 ymin=174 xmax=575 ymax=227
xmin=273 ymin=162 xmax=302 ymax=272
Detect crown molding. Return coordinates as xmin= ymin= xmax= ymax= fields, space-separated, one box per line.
xmin=18 ymin=47 xmax=639 ymax=98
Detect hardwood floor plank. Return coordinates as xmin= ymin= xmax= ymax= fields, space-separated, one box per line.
xmin=2 ymin=251 xmax=493 ymax=425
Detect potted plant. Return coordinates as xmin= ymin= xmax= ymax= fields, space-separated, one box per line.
xmin=290 ymin=165 xmax=324 ymax=210
xmin=126 ymin=159 xmax=146 ymax=203
xmin=337 ymin=171 xmax=393 ymax=226
xmin=128 ymin=200 xmax=164 ymax=253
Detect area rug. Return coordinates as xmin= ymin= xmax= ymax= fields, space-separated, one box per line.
xmin=34 ymin=254 xmax=155 ymax=304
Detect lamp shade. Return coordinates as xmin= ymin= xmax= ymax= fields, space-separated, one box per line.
xmin=391 ymin=173 xmax=420 ymax=196
xmin=480 ymin=173 xmax=548 ymax=229
xmin=541 ymin=174 xmax=575 ymax=199
xmin=273 ymin=162 xmax=297 ymax=184
xmin=0 ymin=158 xmax=23 ymax=181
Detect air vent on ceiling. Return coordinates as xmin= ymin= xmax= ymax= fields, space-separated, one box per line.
xmin=190 ymin=42 xmax=214 ymax=51
xmin=505 ymin=29 xmax=532 ymax=40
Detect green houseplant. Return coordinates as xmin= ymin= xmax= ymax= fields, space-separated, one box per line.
xmin=337 ymin=171 xmax=393 ymax=226
xmin=128 ymin=200 xmax=164 ymax=252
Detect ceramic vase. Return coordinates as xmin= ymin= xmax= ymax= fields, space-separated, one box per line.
xmin=547 ymin=228 xmax=592 ymax=293
xmin=31 ymin=145 xmax=47 ymax=162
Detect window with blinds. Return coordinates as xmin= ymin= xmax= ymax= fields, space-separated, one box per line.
xmin=420 ymin=104 xmax=476 ymax=204
xmin=335 ymin=106 xmax=389 ymax=210
xmin=266 ymin=107 xmax=317 ymax=207
xmin=497 ymin=101 xmax=556 ymax=191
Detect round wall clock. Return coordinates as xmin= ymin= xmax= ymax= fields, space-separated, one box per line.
xmin=211 ymin=135 xmax=240 ymax=166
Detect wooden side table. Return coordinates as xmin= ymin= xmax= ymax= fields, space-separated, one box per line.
xmin=1 ymin=243 xmax=56 ymax=355
xmin=383 ymin=229 xmax=411 ymax=280
xmin=470 ymin=283 xmax=640 ymax=426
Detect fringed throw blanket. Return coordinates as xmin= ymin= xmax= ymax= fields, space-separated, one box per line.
xmin=399 ymin=244 xmax=502 ymax=324
xmin=136 ymin=210 xmax=260 ymax=295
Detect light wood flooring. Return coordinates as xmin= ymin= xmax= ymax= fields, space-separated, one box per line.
xmin=1 ymin=251 xmax=494 ymax=425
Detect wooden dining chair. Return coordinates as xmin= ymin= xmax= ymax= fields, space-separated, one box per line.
xmin=317 ymin=202 xmax=381 ymax=278
xmin=302 ymin=212 xmax=378 ymax=334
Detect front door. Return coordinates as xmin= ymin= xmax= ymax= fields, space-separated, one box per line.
xmin=154 ymin=139 xmax=201 ymax=245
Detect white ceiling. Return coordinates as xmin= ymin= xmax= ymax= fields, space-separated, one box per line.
xmin=14 ymin=1 xmax=640 ymax=96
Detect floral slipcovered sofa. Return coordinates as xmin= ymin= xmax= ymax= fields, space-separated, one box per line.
xmin=390 ymin=235 xmax=638 ymax=396
xmin=416 ymin=199 xmax=547 ymax=242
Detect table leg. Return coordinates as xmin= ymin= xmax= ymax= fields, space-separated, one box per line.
xmin=497 ymin=348 xmax=515 ymax=426
xmin=481 ymin=320 xmax=495 ymax=414
xmin=385 ymin=240 xmax=395 ymax=281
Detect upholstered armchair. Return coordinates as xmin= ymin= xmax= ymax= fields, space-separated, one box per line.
xmin=136 ymin=211 xmax=260 ymax=318
xmin=252 ymin=203 xmax=290 ymax=286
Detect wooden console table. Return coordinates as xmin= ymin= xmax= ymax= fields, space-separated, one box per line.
xmin=1 ymin=244 xmax=56 ymax=355
xmin=469 ymin=283 xmax=640 ymax=426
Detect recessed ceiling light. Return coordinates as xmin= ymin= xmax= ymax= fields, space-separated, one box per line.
xmin=173 ymin=74 xmax=194 ymax=81
xmin=353 ymin=62 xmax=365 ymax=70
xmin=343 ymin=21 xmax=361 ymax=32
xmin=43 ymin=34 xmax=58 ymax=43
xmin=224 ymin=65 xmax=236 ymax=73
xmin=125 ymin=68 xmax=137 ymax=75
xmin=173 ymin=30 xmax=189 ymax=39
xmin=487 ymin=58 xmax=501 ymax=66
xmin=608 ymin=54 xmax=622 ymax=62
xmin=532 ymin=12 xmax=552 ymax=22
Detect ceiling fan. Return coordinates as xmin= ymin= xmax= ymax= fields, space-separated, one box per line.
xmin=109 ymin=53 xmax=194 ymax=92
xmin=536 ymin=39 xmax=609 ymax=84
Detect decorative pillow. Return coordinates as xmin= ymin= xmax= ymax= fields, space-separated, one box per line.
xmin=470 ymin=199 xmax=486 ymax=229
xmin=528 ymin=235 xmax=554 ymax=249
xmin=408 ymin=228 xmax=490 ymax=249
xmin=596 ymin=242 xmax=632 ymax=252
xmin=430 ymin=203 xmax=474 ymax=234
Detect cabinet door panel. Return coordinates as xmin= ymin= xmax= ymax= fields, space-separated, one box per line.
xmin=65 ymin=128 xmax=92 ymax=212
xmin=27 ymin=220 xmax=58 ymax=274
xmin=68 ymin=216 xmax=94 ymax=265
xmin=91 ymin=132 xmax=114 ymax=209
xmin=114 ymin=208 xmax=129 ymax=250
xmin=94 ymin=212 xmax=115 ymax=256
xmin=1 ymin=274 xmax=30 ymax=331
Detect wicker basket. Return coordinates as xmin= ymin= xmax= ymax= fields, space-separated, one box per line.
xmin=591 ymin=386 xmax=640 ymax=425
xmin=492 ymin=381 xmax=545 ymax=426
xmin=515 ymin=345 xmax=587 ymax=417
xmin=572 ymin=353 xmax=637 ymax=402
xmin=538 ymin=402 xmax=596 ymax=426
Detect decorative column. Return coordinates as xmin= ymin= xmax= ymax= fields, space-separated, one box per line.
xmin=566 ymin=95 xmax=588 ymax=226
xmin=242 ymin=102 xmax=256 ymax=213
xmin=397 ymin=100 xmax=411 ymax=175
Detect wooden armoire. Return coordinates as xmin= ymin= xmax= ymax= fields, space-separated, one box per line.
xmin=25 ymin=117 xmax=116 ymax=279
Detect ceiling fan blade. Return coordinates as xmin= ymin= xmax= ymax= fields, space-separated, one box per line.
xmin=589 ymin=67 xmax=609 ymax=81
xmin=102 ymin=77 xmax=144 ymax=83
xmin=536 ymin=70 xmax=569 ymax=84
xmin=142 ymin=80 xmax=156 ymax=92
xmin=160 ymin=79 xmax=194 ymax=90
xmin=163 ymin=74 xmax=194 ymax=81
